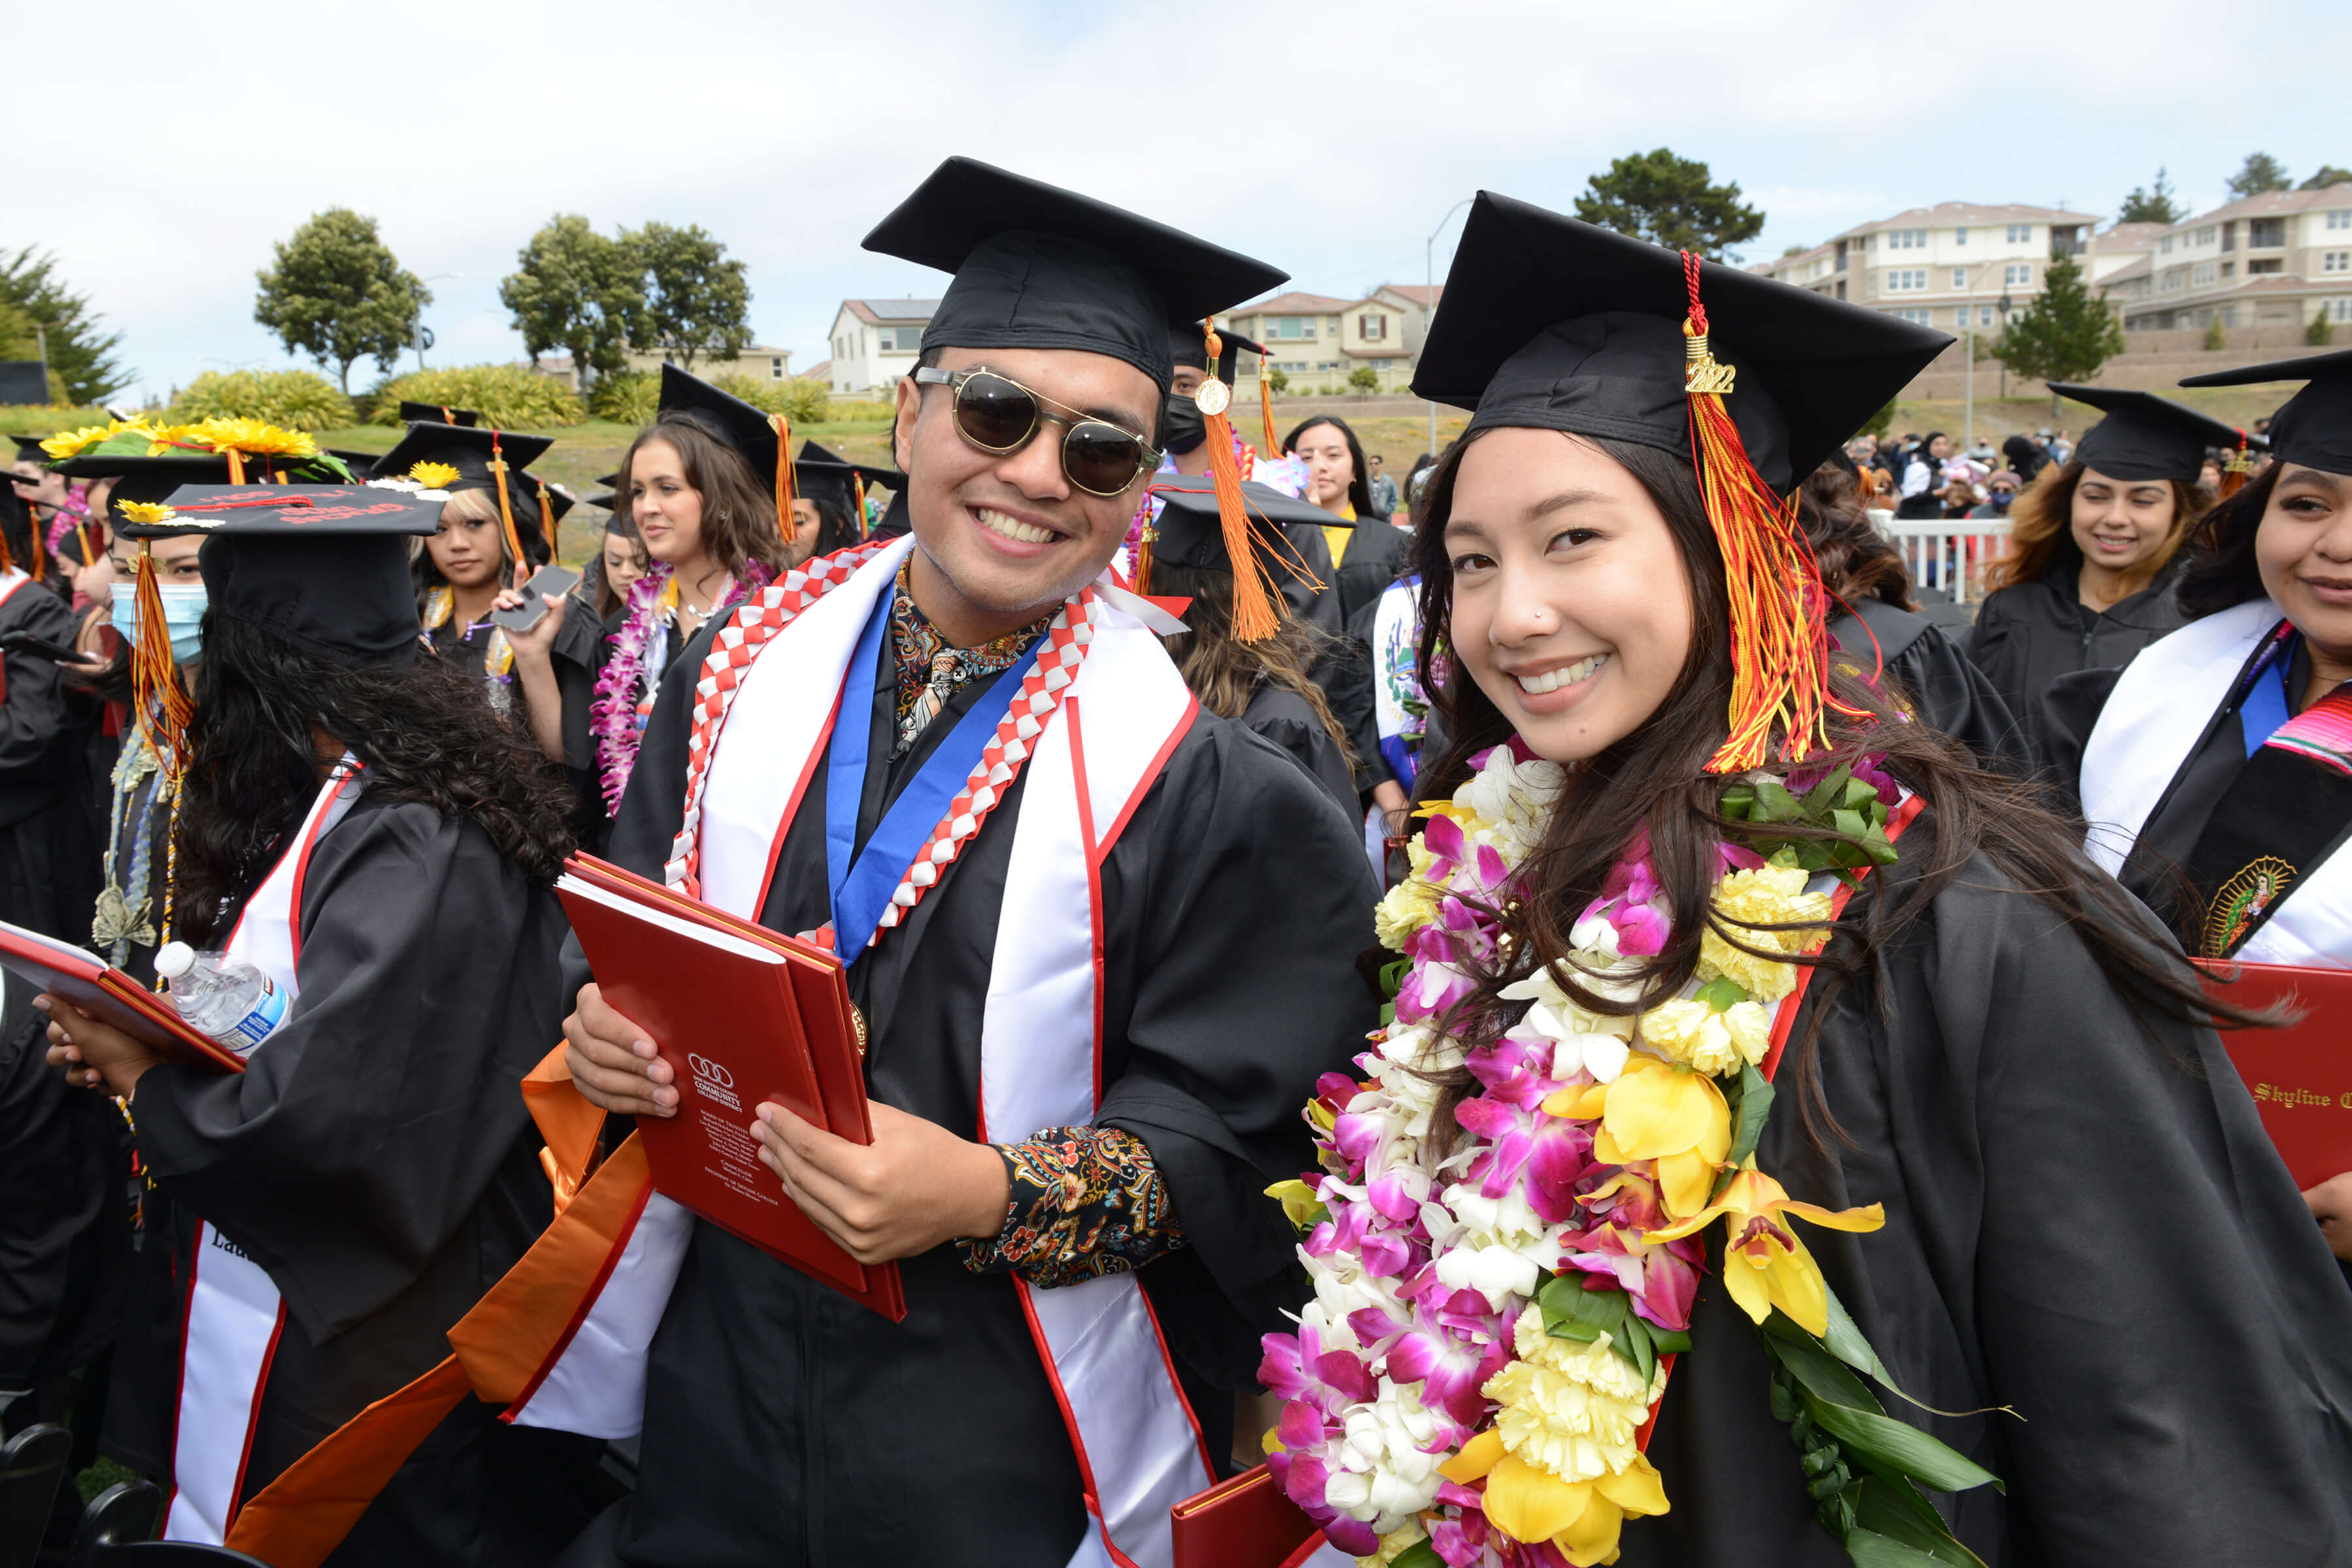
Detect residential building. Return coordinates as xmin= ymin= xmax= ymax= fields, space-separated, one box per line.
xmin=824 ymin=299 xmax=939 ymax=395
xmin=1751 ymin=203 xmax=2100 ymax=336
xmin=525 ymin=344 xmax=792 ymax=392
xmin=1221 ymin=284 xmax=1445 ymax=392
xmin=2106 ymin=184 xmax=2352 ymax=334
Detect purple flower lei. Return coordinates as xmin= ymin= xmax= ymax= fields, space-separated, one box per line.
xmin=589 ymin=557 xmax=770 ymax=811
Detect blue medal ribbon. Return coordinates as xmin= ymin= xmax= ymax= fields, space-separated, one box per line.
xmin=2240 ymin=631 xmax=2295 ymax=759
xmin=823 ymin=584 xmax=1044 ymax=960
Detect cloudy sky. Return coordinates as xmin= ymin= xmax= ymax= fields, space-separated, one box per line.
xmin=15 ymin=0 xmax=2349 ymax=404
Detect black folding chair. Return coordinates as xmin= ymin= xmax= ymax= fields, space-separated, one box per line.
xmin=73 ymin=1482 xmax=267 ymax=1567
xmin=0 ymin=1424 xmax=71 ymax=1568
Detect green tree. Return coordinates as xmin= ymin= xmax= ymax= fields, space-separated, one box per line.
xmin=2116 ymin=167 xmax=2184 ymax=225
xmin=0 ymin=248 xmax=131 ymax=402
xmin=2309 ymin=304 xmax=2336 ymax=347
xmin=1347 ymin=365 xmax=1379 ymax=395
xmin=1993 ymin=253 xmax=2126 ymax=411
xmin=1573 ymin=148 xmax=1765 ymax=261
xmin=2225 ymin=152 xmax=2293 ymax=199
xmin=628 ymin=222 xmax=752 ymax=369
xmin=1267 ymin=365 xmax=1290 ymax=395
xmin=2301 ymin=165 xmax=2352 ymax=191
xmin=499 ymin=216 xmax=647 ymax=388
xmin=253 ymin=209 xmax=429 ymax=394
xmin=2202 ymin=315 xmax=2228 ymax=351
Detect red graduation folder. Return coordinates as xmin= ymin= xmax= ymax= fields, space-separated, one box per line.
xmin=0 ymin=919 xmax=246 ymax=1073
xmin=555 ymin=854 xmax=905 ymax=1322
xmin=1170 ymin=1463 xmax=1324 ymax=1568
xmin=2201 ymin=958 xmax=2352 ymax=1190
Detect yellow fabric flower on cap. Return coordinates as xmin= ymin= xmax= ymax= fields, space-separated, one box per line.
xmin=139 ymin=422 xmax=206 ymax=455
xmin=116 ymin=500 xmax=177 ymax=525
xmin=1644 ymin=1159 xmax=1884 ymax=1335
xmin=1697 ymin=864 xmax=1834 ymax=1002
xmin=1443 ymin=1315 xmax=1673 ymax=1567
xmin=195 ymin=417 xmax=318 ymax=460
xmin=408 ymin=461 xmax=462 ymax=491
xmin=1637 ymin=995 xmax=1771 ymax=1078
xmin=39 ymin=421 xmax=133 ymax=461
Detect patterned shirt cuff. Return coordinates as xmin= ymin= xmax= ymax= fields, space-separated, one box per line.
xmin=959 ymin=1125 xmax=1185 ymax=1287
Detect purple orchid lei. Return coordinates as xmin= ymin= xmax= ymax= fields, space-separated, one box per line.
xmin=590 ymin=557 xmax=768 ymax=811
xmin=1257 ymin=740 xmax=1927 ymax=1567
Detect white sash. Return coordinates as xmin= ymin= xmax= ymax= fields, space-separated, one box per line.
xmin=2079 ymin=599 xmax=2352 ymax=966
xmin=512 ymin=548 xmax=1212 ymax=1566
xmin=163 ymin=764 xmax=363 ymax=1544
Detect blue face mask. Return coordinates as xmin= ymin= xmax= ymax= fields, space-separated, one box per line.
xmin=110 ymin=582 xmax=206 ymax=665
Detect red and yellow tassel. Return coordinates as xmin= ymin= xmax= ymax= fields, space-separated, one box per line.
xmin=131 ymin=544 xmax=193 ymax=777
xmin=1200 ymin=321 xmax=1277 ymax=642
xmin=852 ymin=474 xmax=868 ymax=540
xmin=771 ymin=416 xmax=796 ymax=546
xmin=2219 ymin=430 xmax=2255 ymax=500
xmin=1678 ymin=252 xmax=1853 ymax=775
xmin=488 ymin=431 xmax=529 ymax=576
xmin=538 ymin=483 xmax=557 ymax=565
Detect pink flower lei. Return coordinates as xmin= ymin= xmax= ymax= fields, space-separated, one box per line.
xmin=590 ymin=556 xmax=770 ymax=811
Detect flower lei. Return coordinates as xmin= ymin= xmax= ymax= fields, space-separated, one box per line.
xmin=590 ymin=557 xmax=768 ymax=811
xmin=1262 ymin=742 xmax=1999 ymax=1567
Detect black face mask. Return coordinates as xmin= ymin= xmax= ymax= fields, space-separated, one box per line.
xmin=1158 ymin=388 xmax=1207 ymax=456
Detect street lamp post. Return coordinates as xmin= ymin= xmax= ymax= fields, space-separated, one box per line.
xmin=1425 ymin=198 xmax=1473 ymax=461
xmin=412 ymin=274 xmax=463 ymax=370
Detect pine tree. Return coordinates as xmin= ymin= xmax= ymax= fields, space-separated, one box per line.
xmin=2225 ymin=152 xmax=2293 ymax=199
xmin=2300 ymin=165 xmax=2352 ymax=191
xmin=1574 ymin=148 xmax=1765 ymax=261
xmin=0 ymin=248 xmax=131 ymax=404
xmin=1993 ymin=253 xmax=2126 ymax=412
xmin=2116 ymin=168 xmax=2183 ymax=226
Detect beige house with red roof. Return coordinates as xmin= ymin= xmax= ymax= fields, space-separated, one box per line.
xmin=2102 ymin=184 xmax=2352 ymax=336
xmin=1220 ymin=284 xmax=1446 ymax=392
xmin=823 ymin=298 xmax=940 ymax=395
xmin=1751 ymin=203 xmax=2100 ymax=336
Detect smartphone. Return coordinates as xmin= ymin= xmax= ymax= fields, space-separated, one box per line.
xmin=489 ymin=565 xmax=582 ymax=634
xmin=0 ymin=630 xmax=93 ymax=664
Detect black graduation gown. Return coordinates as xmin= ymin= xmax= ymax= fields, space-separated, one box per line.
xmin=119 ymin=797 xmax=603 ymax=1565
xmin=584 ymin=612 xmax=1380 ymax=1567
xmin=552 ymin=601 xmax=695 ymax=855
xmin=0 ymin=578 xmax=101 ymax=944
xmin=1324 ymin=514 xmax=1411 ymax=632
xmin=1618 ymin=811 xmax=2352 ymax=1567
xmin=1829 ymin=595 xmax=2028 ymax=773
xmin=1239 ymin=684 xmax=1358 ymax=825
xmin=1964 ymin=561 xmax=2184 ymax=769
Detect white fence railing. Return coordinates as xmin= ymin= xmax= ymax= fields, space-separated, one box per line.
xmin=1867 ymin=512 xmax=2012 ymax=607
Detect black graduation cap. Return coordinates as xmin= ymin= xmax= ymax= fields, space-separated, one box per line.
xmin=10 ymin=435 xmax=49 ymax=467
xmin=398 ymin=400 xmax=479 ymax=427
xmin=2179 ymin=348 xmax=2352 ymax=474
xmin=1169 ymin=323 xmax=1267 ymax=383
xmin=372 ymin=421 xmax=555 ymax=493
xmin=862 ymin=156 xmax=1288 ymax=390
xmin=585 ymin=470 xmax=621 ymax=515
xmin=2046 ymin=384 xmax=2246 ymax=482
xmin=155 ymin=483 xmax=443 ymax=668
xmin=1149 ymin=475 xmax=1328 ymax=571
xmin=102 ymin=472 xmax=218 ymax=538
xmin=1411 ymin=194 xmax=1950 ymax=491
xmin=326 ymin=448 xmax=381 ymax=478
xmin=794 ymin=440 xmax=902 ymax=521
xmin=655 ymin=365 xmax=783 ymax=497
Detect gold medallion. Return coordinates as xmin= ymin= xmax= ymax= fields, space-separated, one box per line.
xmin=1194 ymin=378 xmax=1232 ymax=417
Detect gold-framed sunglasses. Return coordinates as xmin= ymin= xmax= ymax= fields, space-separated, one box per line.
xmin=913 ymin=366 xmax=1161 ymax=497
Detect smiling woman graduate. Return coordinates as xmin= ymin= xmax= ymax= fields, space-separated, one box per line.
xmin=1253 ymin=194 xmax=2352 ymax=1567
xmin=41 ymin=483 xmax=605 ymax=1565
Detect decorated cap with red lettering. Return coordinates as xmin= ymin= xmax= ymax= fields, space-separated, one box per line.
xmin=154 ymin=482 xmax=444 ymax=669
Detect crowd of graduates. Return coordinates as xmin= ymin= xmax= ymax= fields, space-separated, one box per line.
xmin=2 ymin=154 xmax=2351 ymax=1568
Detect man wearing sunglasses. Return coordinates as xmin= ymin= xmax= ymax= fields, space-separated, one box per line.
xmin=546 ymin=158 xmax=1380 ymax=1566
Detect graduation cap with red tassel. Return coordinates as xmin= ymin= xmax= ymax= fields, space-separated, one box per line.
xmin=1410 ymin=193 xmax=1952 ymax=774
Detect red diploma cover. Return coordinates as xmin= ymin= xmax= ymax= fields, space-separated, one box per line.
xmin=2201 ymin=958 xmax=2352 ymax=1190
xmin=556 ymin=854 xmax=905 ymax=1321
xmin=0 ymin=919 xmax=246 ymax=1073
xmin=1169 ymin=1463 xmax=1324 ymax=1568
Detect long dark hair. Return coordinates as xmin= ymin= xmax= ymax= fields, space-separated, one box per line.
xmin=1983 ymin=459 xmax=2212 ymax=594
xmin=1150 ymin=558 xmax=1354 ymax=761
xmin=1284 ymin=416 xmax=1375 ymax=519
xmin=623 ymin=417 xmax=791 ymax=584
xmin=1407 ymin=428 xmax=2253 ymax=1144
xmin=592 ymin=513 xmax=651 ymax=621
xmin=2174 ymin=460 xmax=2283 ymax=620
xmin=1797 ymin=461 xmax=1914 ymax=610
xmin=172 ymin=612 xmax=578 ymax=946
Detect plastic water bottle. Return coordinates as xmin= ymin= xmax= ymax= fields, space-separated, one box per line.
xmin=154 ymin=942 xmax=289 ymax=1057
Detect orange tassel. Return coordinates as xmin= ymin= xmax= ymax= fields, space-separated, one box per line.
xmin=852 ymin=474 xmax=867 ymax=540
xmin=1258 ymin=348 xmax=1279 ymax=455
xmin=488 ymin=431 xmax=528 ymax=576
xmin=538 ymin=483 xmax=557 ymax=564
xmin=132 ymin=545 xmax=193 ymax=777
xmin=1201 ymin=321 xmax=1277 ymax=642
xmin=2219 ymin=429 xmax=2252 ymax=500
xmin=1677 ymin=252 xmax=1851 ymax=775
xmin=771 ymin=416 xmax=796 ymax=546
xmin=224 ymin=449 xmax=244 ymax=485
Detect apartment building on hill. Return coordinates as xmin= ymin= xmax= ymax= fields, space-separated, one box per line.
xmin=1220 ymin=284 xmax=1445 ymax=392
xmin=1752 ymin=203 xmax=2099 ymax=336
xmin=2099 ymin=184 xmax=2352 ymax=334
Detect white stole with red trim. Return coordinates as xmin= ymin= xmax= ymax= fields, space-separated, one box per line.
xmin=512 ymin=542 xmax=1213 ymax=1567
xmin=163 ymin=764 xmax=363 ymax=1545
